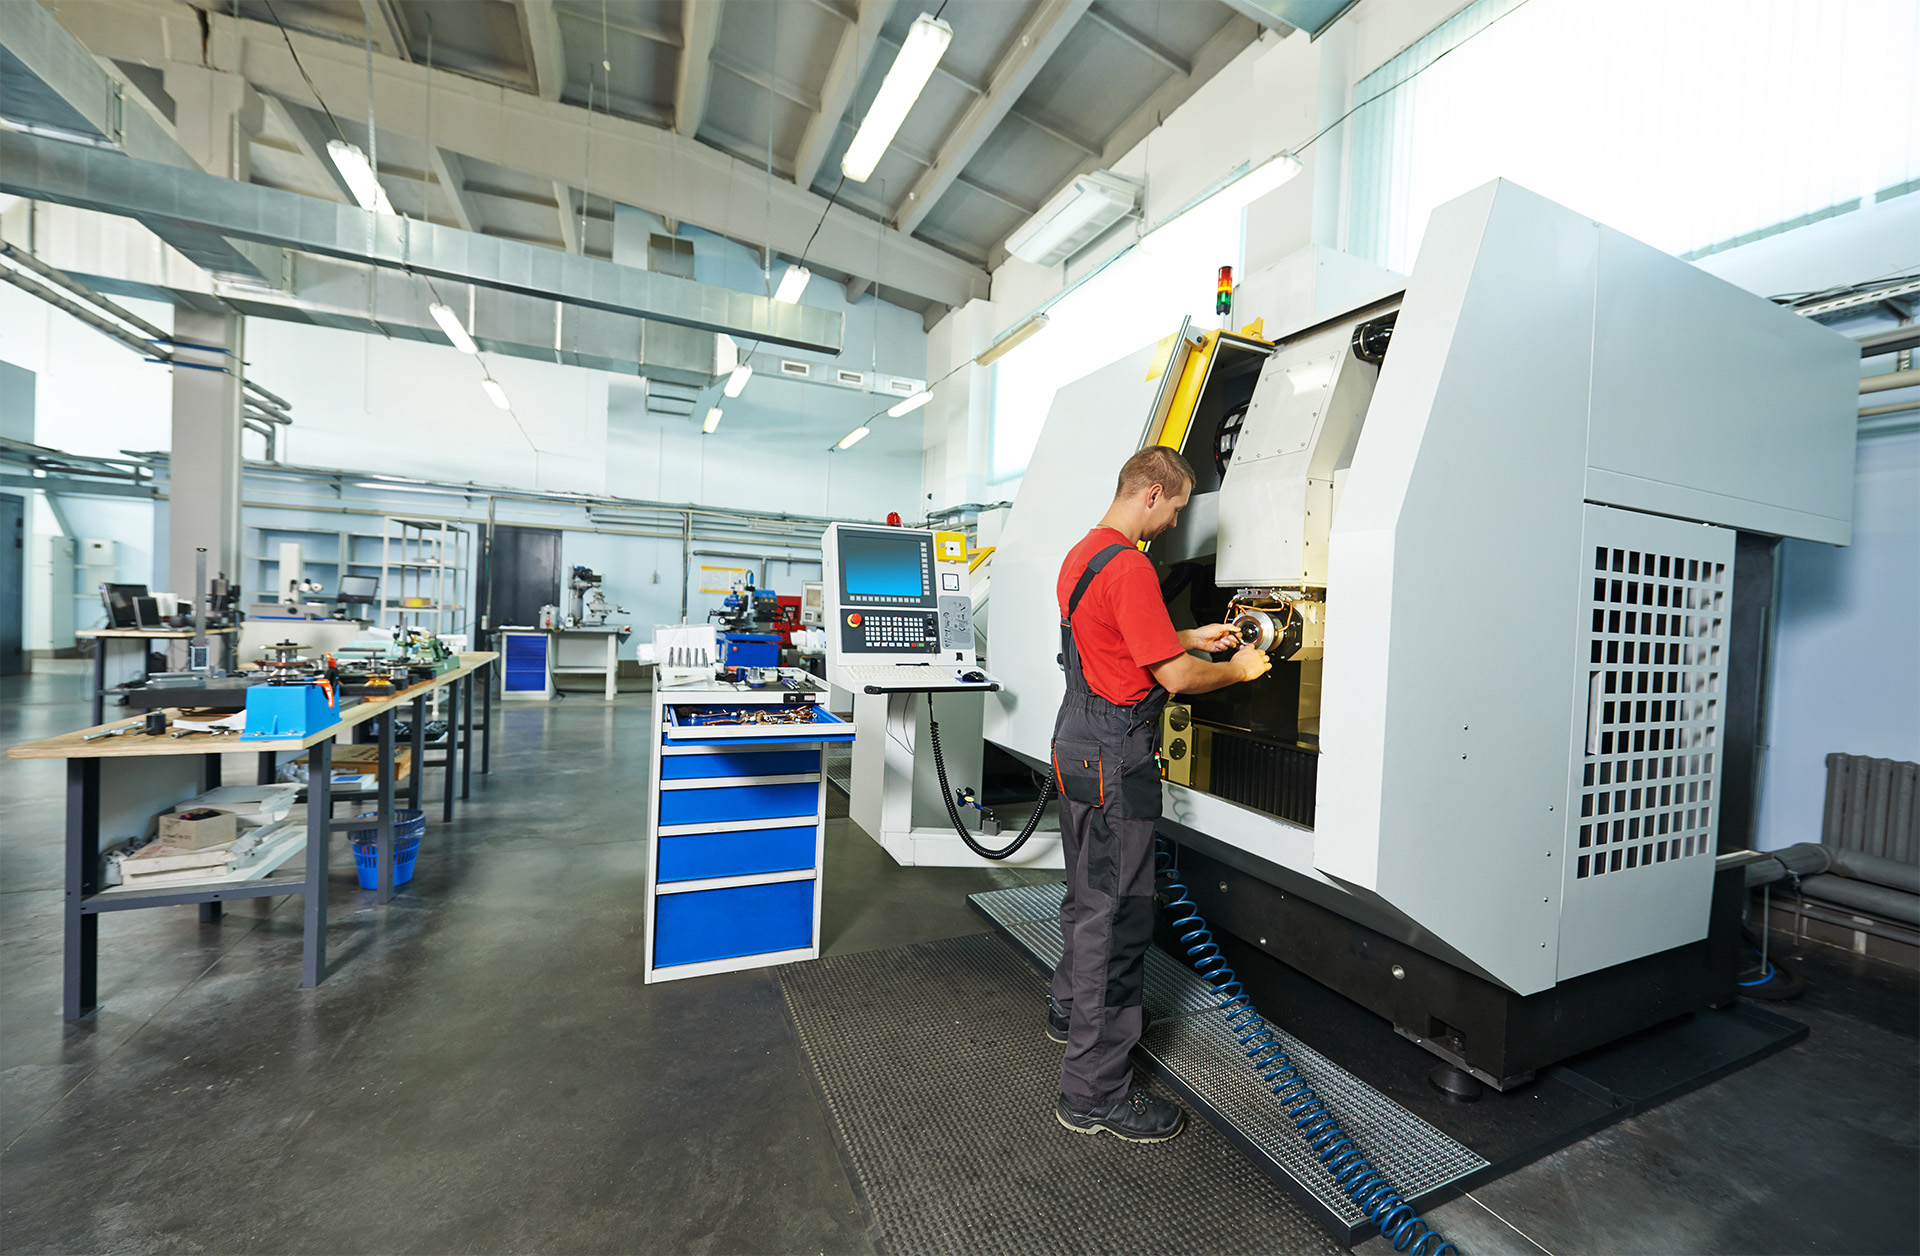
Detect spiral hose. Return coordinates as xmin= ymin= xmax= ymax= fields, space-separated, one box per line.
xmin=926 ymin=694 xmax=1053 ymax=860
xmin=1155 ymin=839 xmax=1459 ymax=1256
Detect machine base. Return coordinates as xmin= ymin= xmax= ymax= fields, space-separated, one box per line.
xmin=972 ymin=881 xmax=1806 ymax=1248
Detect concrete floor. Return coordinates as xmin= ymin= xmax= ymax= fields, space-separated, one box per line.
xmin=2 ymin=662 xmax=1915 ymax=1255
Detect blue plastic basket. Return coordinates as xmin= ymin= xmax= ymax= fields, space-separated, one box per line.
xmin=348 ymin=809 xmax=424 ymax=890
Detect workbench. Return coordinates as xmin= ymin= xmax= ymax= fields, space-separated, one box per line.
xmin=8 ymin=651 xmax=497 ymax=1020
xmin=75 ymin=627 xmax=239 ymax=725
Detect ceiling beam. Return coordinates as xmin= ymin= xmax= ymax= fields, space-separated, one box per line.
xmin=554 ymin=182 xmax=581 ymax=253
xmin=1008 ymin=107 xmax=1097 ymax=157
xmin=793 ymin=0 xmax=891 ymax=190
xmin=845 ymin=276 xmax=872 ymax=303
xmin=255 ymin=95 xmax=347 ymax=199
xmin=895 ymin=0 xmax=1092 ymax=235
xmin=1084 ymin=6 xmax=1190 ymax=77
xmin=425 ymin=146 xmax=481 ymax=232
xmin=994 ymin=13 xmax=1259 ymax=266
xmin=675 ymin=0 xmax=722 ymax=137
xmin=709 ymin=50 xmax=820 ymax=113
xmin=269 ymin=96 xmax=358 ymax=202
xmin=517 ymin=0 xmax=567 ymax=101
xmin=45 ymin=2 xmax=990 ymax=308
xmin=359 ymin=0 xmax=413 ymax=62
xmin=953 ymin=172 xmax=1038 ymax=217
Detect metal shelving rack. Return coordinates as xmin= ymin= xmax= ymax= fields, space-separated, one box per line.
xmin=379 ymin=517 xmax=470 ymax=638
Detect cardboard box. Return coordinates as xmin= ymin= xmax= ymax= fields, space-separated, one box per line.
xmin=157 ymin=809 xmax=238 ymax=850
xmin=297 ymin=743 xmax=411 ymax=781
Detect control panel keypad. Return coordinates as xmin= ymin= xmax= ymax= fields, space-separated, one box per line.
xmin=843 ymin=610 xmax=937 ymax=653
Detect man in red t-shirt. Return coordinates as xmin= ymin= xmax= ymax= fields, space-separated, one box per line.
xmin=1049 ymin=444 xmax=1270 ymax=1143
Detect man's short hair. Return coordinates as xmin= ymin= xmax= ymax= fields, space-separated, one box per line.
xmin=1115 ymin=445 xmax=1195 ymax=499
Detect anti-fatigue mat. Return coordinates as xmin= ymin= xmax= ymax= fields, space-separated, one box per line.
xmin=777 ymin=932 xmax=1341 ymax=1256
xmin=972 ymin=882 xmax=1488 ymax=1242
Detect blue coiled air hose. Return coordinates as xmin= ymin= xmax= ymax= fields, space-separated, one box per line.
xmin=1155 ymin=838 xmax=1460 ymax=1256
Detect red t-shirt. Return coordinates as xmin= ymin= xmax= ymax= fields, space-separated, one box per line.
xmin=1056 ymin=527 xmax=1183 ymax=706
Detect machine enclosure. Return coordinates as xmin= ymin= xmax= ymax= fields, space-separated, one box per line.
xmin=985 ymin=180 xmax=1858 ymax=1013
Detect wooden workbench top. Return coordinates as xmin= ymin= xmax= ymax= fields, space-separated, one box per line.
xmin=76 ymin=627 xmax=240 ymax=639
xmin=8 ymin=652 xmax=498 ymax=761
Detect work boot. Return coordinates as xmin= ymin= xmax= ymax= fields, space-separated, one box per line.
xmin=1055 ymin=1087 xmax=1186 ymax=1142
xmin=1046 ymin=997 xmax=1150 ymax=1045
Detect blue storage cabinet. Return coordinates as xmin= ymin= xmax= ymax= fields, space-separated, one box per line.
xmin=500 ymin=629 xmax=553 ymax=700
xmin=643 ymin=677 xmax=852 ymax=983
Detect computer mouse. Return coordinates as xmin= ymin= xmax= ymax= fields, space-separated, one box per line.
xmin=959 ymin=670 xmax=987 ymax=683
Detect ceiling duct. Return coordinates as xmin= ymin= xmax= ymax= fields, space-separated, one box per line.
xmin=0 ymin=130 xmax=843 ymax=354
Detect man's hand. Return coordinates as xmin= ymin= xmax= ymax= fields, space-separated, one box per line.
xmin=1180 ymin=623 xmax=1243 ymax=654
xmin=1231 ymin=645 xmax=1272 ymax=683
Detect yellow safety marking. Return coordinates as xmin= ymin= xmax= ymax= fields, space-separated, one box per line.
xmin=966 ymin=546 xmax=997 ymax=573
xmin=1145 ymin=332 xmax=1180 ymax=382
xmin=1151 ymin=330 xmax=1219 ymax=455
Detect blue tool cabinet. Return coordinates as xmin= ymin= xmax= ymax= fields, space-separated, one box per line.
xmin=499 ymin=629 xmax=553 ymax=700
xmin=643 ymin=675 xmax=851 ymax=983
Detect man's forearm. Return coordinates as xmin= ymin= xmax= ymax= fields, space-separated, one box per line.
xmin=1151 ymin=652 xmax=1249 ymax=695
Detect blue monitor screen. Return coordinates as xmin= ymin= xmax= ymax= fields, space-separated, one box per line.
xmin=840 ymin=530 xmax=929 ymax=600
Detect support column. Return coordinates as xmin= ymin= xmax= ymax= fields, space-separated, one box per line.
xmin=167 ymin=309 xmax=245 ymax=596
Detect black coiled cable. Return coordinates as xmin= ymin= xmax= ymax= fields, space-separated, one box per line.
xmin=926 ymin=693 xmax=1053 ymax=860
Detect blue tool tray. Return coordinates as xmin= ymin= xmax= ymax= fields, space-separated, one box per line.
xmin=663 ymin=704 xmax=853 ymax=744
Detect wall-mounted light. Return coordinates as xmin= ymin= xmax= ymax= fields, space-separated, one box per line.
xmin=428 ymin=302 xmax=478 ymax=354
xmin=841 ymin=13 xmax=952 ymax=182
xmin=837 ymin=426 xmax=871 ymax=449
xmin=1006 ymin=172 xmax=1140 ymax=267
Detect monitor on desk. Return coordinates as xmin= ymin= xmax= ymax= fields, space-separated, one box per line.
xmin=336 ymin=574 xmax=379 ymax=605
xmin=100 ymin=583 xmax=147 ymax=629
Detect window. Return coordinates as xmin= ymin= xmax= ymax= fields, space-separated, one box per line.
xmin=1346 ymin=0 xmax=1920 ymax=272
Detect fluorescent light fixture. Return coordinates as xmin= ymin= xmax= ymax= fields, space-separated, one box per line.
xmin=975 ymin=314 xmax=1050 ymax=367
xmin=481 ymin=378 xmax=511 ymax=410
xmin=723 ymin=363 xmax=753 ymax=398
xmin=887 ymin=389 xmax=932 ymax=418
xmin=836 ymin=426 xmax=871 ymax=449
xmin=1140 ymin=152 xmax=1304 ymax=251
xmin=703 ymin=407 xmax=723 ymax=433
xmin=325 ymin=140 xmax=395 ymax=215
xmin=428 ymin=302 xmax=478 ymax=354
xmin=774 ymin=265 xmax=812 ymax=304
xmin=1007 ymin=172 xmax=1141 ymax=266
xmin=841 ymin=13 xmax=952 ymax=182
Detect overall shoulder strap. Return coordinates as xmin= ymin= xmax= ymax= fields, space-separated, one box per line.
xmin=1065 ymin=543 xmax=1134 ymax=621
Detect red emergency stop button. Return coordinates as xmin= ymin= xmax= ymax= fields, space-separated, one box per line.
xmin=847 ymin=613 xmax=862 ymax=627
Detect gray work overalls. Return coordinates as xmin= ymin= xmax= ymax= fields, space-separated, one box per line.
xmin=1050 ymin=543 xmax=1167 ymax=1109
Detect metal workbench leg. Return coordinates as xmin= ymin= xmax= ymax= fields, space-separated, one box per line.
xmin=481 ymin=662 xmax=492 ymax=775
xmin=64 ymin=759 xmax=101 ymax=1020
xmin=199 ymin=753 xmax=225 ymax=922
xmin=409 ymin=695 xmax=425 ymax=809
xmin=90 ymin=640 xmax=106 ymax=726
xmin=461 ymin=669 xmax=473 ymax=801
xmin=606 ymin=634 xmax=618 ymax=701
xmin=301 ymin=739 xmax=331 ymax=987
xmin=441 ymin=677 xmax=459 ymax=824
xmin=377 ymin=714 xmax=395 ymax=904
xmin=256 ymin=751 xmax=276 ymax=786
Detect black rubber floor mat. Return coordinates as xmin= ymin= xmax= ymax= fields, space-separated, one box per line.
xmin=777 ymin=932 xmax=1342 ymax=1256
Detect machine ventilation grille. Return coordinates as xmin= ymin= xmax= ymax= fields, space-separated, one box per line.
xmin=1573 ymin=542 xmax=1726 ymax=881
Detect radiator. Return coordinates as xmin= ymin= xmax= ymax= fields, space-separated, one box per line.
xmin=1822 ymin=754 xmax=1919 ymax=864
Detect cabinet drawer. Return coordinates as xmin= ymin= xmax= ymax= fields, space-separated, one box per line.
xmin=660 ymin=748 xmax=821 ymax=780
xmin=657 ymin=781 xmax=819 ymax=827
xmin=654 ymin=880 xmax=814 ymax=968
xmin=657 ymin=825 xmax=817 ymax=882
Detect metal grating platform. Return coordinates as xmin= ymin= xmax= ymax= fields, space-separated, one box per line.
xmin=971 ymin=881 xmax=1488 ymax=1243
xmin=779 ymin=933 xmax=1343 ymax=1256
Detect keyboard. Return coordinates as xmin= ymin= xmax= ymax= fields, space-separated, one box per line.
xmin=837 ymin=664 xmax=996 ymax=692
